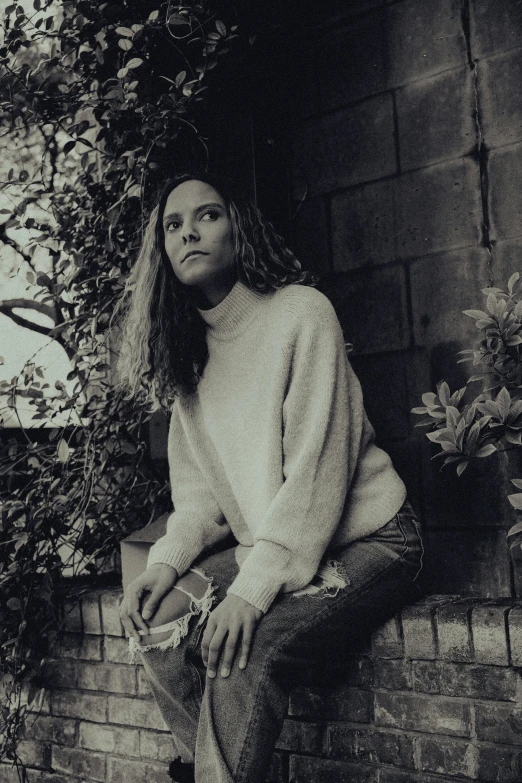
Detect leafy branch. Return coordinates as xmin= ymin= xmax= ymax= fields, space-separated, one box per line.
xmin=413 ymin=273 xmax=522 ymax=551
xmin=0 ymin=0 xmax=239 ymax=776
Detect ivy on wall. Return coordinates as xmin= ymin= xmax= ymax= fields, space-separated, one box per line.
xmin=0 ymin=0 xmax=238 ymax=774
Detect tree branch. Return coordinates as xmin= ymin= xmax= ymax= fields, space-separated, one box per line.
xmin=0 ymin=298 xmax=56 ymax=320
xmin=0 ymin=298 xmax=56 ymax=337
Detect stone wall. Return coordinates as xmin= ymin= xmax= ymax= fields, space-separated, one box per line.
xmin=256 ymin=0 xmax=522 ymax=598
xmin=3 ymin=589 xmax=522 ymax=783
xmin=145 ymin=0 xmax=522 ymax=599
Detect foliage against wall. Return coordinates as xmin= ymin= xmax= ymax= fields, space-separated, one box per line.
xmin=0 ymin=0 xmax=237 ymax=772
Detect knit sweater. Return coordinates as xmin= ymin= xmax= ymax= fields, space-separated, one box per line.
xmin=147 ymin=280 xmax=407 ymax=613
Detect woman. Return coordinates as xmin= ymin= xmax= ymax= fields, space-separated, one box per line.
xmin=117 ymin=172 xmax=424 ymax=783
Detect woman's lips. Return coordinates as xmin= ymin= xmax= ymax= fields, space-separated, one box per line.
xmin=182 ymin=251 xmax=209 ymax=262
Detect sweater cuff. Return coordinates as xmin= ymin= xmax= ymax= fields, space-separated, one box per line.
xmin=227 ymin=570 xmax=281 ymax=614
xmin=147 ymin=540 xmax=196 ymax=577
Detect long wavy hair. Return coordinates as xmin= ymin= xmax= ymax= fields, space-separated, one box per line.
xmin=116 ymin=171 xmax=315 ymax=408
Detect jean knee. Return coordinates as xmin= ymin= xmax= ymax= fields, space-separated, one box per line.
xmin=129 ymin=568 xmax=216 ymax=662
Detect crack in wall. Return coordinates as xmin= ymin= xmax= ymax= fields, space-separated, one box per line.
xmin=461 ymin=0 xmax=494 ymax=284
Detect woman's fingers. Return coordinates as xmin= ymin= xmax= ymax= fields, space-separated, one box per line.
xmin=238 ymin=620 xmax=255 ymax=671
xmin=219 ymin=627 xmax=240 ymax=678
xmin=119 ymin=585 xmax=148 ymax=642
xmin=201 ymin=595 xmax=263 ymax=679
xmin=203 ymin=622 xmax=227 ymax=679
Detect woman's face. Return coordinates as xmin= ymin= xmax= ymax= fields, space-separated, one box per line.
xmin=162 ymin=179 xmax=236 ymax=306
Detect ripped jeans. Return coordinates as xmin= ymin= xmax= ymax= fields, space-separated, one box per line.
xmin=135 ymin=502 xmax=424 ymax=783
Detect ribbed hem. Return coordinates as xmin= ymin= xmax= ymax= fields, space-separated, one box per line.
xmin=147 ymin=541 xmax=195 ymax=577
xmin=197 ymin=280 xmax=267 ymax=339
xmin=227 ymin=571 xmax=280 ymax=614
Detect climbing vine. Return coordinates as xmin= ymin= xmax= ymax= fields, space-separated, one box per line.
xmin=0 ymin=0 xmax=237 ymax=775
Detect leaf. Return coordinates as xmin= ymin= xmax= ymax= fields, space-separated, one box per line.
xmin=426 ymin=428 xmax=453 ymax=444
xmin=507 ymin=521 xmax=522 ymax=537
xmin=509 ymin=536 xmax=522 ymax=551
xmin=427 ymin=410 xmax=447 ymax=420
xmin=175 ymin=70 xmax=186 ymax=88
xmin=508 ymin=493 xmax=522 ymax=510
xmin=475 ymin=444 xmax=497 ymax=458
xmin=411 ymin=406 xmax=428 ymax=415
xmin=126 ymin=58 xmax=143 ymax=69
xmin=505 ymin=430 xmax=522 ymax=445
xmin=508 ymin=272 xmax=520 ymax=294
xmin=497 ymin=386 xmax=511 ymax=420
xmin=465 ymin=420 xmax=481 ymax=454
xmin=26 ymin=271 xmax=36 ymax=284
xmin=63 ymin=140 xmax=76 ymax=155
xmin=117 ymin=67 xmax=128 ymax=79
xmin=118 ymin=39 xmax=133 ymax=51
xmin=486 ymin=293 xmax=498 ymax=314
xmin=436 ymin=381 xmax=451 ymax=407
xmin=512 ymin=479 xmax=522 ymax=490
xmin=456 ymin=461 xmax=468 ymax=476
xmin=421 ymin=392 xmax=438 ymax=408
xmin=216 ymin=19 xmax=227 ymax=35
xmin=449 ymin=387 xmax=466 ymax=407
xmin=463 ymin=309 xmax=489 ymax=320
xmin=148 ymin=9 xmax=159 ymax=20
xmin=446 ymin=405 xmax=460 ymax=432
xmin=168 ymin=13 xmax=189 ymax=25
xmin=497 ymin=297 xmax=508 ymax=317
xmin=115 ymin=26 xmax=133 ymax=37
xmin=127 ymin=184 xmax=141 ymax=199
xmin=7 ymin=597 xmax=21 ymax=611
xmin=57 ymin=439 xmax=69 ymax=463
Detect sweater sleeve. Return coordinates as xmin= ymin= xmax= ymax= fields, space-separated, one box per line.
xmin=227 ymin=293 xmax=363 ymax=613
xmin=147 ymin=400 xmax=231 ymax=575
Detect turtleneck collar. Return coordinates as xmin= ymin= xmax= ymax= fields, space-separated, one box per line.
xmin=197 ymin=279 xmax=268 ymax=339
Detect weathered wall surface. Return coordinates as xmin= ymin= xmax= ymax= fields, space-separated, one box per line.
xmin=265 ymin=0 xmax=522 ymax=598
xmin=3 ymin=589 xmax=522 ymax=783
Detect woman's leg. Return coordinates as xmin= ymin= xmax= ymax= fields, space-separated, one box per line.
xmin=138 ymin=508 xmax=423 ymax=783
xmin=135 ymin=547 xmax=240 ymax=763
xmin=195 ymin=509 xmax=424 ymax=783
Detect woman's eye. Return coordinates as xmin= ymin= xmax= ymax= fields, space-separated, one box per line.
xmin=165 ymin=221 xmax=180 ymax=232
xmin=201 ymin=210 xmax=219 ymax=221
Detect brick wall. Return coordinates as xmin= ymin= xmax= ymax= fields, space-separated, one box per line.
xmin=255 ymin=0 xmax=522 ymax=598
xmin=3 ymin=589 xmax=522 ymax=783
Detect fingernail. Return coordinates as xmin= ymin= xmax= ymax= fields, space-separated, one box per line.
xmin=238 ymin=661 xmax=246 ymax=670
xmin=142 ymin=609 xmax=151 ymax=620
xmin=221 ymin=668 xmax=229 ymax=678
xmin=207 ymin=669 xmax=216 ymax=679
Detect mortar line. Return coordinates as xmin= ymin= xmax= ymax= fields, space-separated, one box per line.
xmin=461 ymin=0 xmax=494 ymax=284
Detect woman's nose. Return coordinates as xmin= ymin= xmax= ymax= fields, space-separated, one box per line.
xmin=182 ymin=221 xmax=200 ymax=243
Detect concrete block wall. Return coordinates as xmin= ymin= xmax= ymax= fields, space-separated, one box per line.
xmin=4 ymin=590 xmax=522 ymax=782
xmin=277 ymin=0 xmax=522 ymax=598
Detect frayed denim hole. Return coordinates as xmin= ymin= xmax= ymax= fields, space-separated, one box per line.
xmin=292 ymin=559 xmax=350 ymax=599
xmin=128 ymin=575 xmax=216 ymax=664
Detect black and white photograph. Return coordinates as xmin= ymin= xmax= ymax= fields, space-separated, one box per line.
xmin=1 ymin=1 xmax=522 ymax=782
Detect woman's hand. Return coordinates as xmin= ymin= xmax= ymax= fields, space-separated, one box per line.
xmin=119 ymin=563 xmax=178 ymax=642
xmin=201 ymin=594 xmax=263 ymax=679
